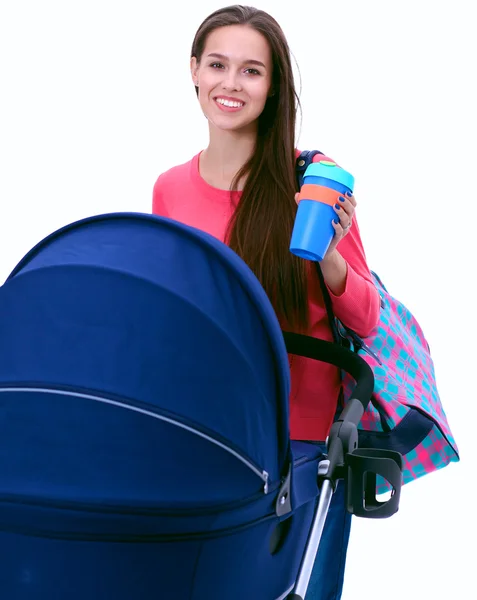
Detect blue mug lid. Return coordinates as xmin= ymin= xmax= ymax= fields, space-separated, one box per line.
xmin=304 ymin=162 xmax=354 ymax=191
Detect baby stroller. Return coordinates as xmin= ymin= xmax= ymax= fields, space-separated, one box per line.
xmin=0 ymin=213 xmax=402 ymax=599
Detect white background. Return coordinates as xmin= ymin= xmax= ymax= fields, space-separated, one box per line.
xmin=1 ymin=1 xmax=475 ymax=598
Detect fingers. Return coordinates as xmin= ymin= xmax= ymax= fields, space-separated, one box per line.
xmin=331 ymin=218 xmax=344 ymax=237
xmin=334 ymin=192 xmax=356 ymax=216
xmin=333 ymin=206 xmax=352 ymax=231
xmin=345 ymin=191 xmax=357 ymax=208
xmin=333 ymin=191 xmax=355 ymax=233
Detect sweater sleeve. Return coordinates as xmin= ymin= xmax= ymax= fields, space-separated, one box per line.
xmin=325 ymin=215 xmax=380 ymax=337
xmin=308 ymin=153 xmax=380 ymax=337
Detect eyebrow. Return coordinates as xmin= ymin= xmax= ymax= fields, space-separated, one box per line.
xmin=206 ymin=52 xmax=266 ymax=69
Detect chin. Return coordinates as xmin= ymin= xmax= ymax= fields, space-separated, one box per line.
xmin=209 ymin=115 xmax=259 ymax=134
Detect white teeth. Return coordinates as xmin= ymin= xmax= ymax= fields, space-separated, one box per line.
xmin=216 ymin=98 xmax=244 ymax=108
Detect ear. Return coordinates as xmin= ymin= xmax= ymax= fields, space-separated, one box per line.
xmin=190 ymin=56 xmax=199 ymax=87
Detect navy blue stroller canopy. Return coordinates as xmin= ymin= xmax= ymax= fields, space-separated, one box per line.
xmin=0 ymin=213 xmax=400 ymax=600
xmin=0 ymin=213 xmax=292 ymax=497
xmin=0 ymin=214 xmax=307 ymax=599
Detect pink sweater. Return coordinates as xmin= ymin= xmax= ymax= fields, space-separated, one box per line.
xmin=152 ymin=152 xmax=380 ymax=441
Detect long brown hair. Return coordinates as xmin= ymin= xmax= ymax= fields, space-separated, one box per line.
xmin=191 ymin=5 xmax=309 ymax=332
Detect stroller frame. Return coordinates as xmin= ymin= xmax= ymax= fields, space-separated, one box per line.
xmin=283 ymin=333 xmax=403 ymax=599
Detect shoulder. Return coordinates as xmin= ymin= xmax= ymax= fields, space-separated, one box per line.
xmin=152 ymin=153 xmax=198 ymax=216
xmin=153 ymin=154 xmax=197 ymax=192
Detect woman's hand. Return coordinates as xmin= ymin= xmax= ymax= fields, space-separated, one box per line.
xmin=327 ymin=191 xmax=356 ymax=254
xmin=294 ymin=190 xmax=357 ymax=257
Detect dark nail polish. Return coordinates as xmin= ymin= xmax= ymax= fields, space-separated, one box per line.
xmin=333 ymin=219 xmax=339 ymax=224
xmin=335 ymin=204 xmax=341 ymax=210
xmin=338 ymin=196 xmax=346 ymax=202
xmin=345 ymin=191 xmax=352 ymax=197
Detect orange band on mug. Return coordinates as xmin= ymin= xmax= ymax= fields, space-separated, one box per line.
xmin=298 ymin=184 xmax=341 ymax=206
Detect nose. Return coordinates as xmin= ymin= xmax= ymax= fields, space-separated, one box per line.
xmin=221 ymin=68 xmax=242 ymax=92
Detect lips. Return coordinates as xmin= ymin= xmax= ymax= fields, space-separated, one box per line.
xmin=214 ymin=96 xmax=245 ymax=110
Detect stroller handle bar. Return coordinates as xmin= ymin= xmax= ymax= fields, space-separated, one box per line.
xmin=282 ymin=332 xmax=374 ymax=413
xmin=282 ymin=331 xmax=403 ymax=518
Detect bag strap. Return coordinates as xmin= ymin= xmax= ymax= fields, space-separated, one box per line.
xmin=295 ymin=150 xmax=342 ymax=346
xmin=295 ymin=150 xmax=323 ymax=189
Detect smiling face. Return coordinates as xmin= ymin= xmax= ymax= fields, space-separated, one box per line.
xmin=190 ymin=25 xmax=273 ymax=135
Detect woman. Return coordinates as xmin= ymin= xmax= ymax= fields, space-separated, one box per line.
xmin=152 ymin=5 xmax=380 ymax=599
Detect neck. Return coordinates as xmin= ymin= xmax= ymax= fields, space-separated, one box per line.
xmin=200 ymin=125 xmax=257 ymax=191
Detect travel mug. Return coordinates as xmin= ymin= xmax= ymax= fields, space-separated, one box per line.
xmin=290 ymin=159 xmax=355 ymax=261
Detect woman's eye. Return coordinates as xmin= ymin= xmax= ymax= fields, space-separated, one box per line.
xmin=209 ymin=63 xmax=260 ymax=75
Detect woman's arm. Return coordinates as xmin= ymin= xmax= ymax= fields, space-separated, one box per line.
xmin=303 ymin=153 xmax=379 ymax=337
xmin=320 ymin=215 xmax=380 ymax=337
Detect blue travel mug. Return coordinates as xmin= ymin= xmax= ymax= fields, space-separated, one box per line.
xmin=290 ymin=160 xmax=355 ymax=261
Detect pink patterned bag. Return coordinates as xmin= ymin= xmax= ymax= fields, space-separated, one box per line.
xmin=336 ymin=271 xmax=460 ymax=492
xmin=296 ymin=150 xmax=460 ymax=493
